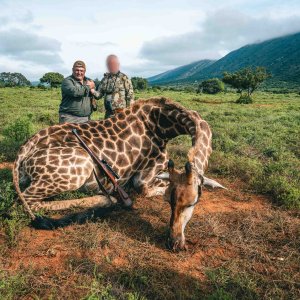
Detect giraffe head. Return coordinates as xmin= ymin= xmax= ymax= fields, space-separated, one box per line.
xmin=161 ymin=159 xmax=202 ymax=251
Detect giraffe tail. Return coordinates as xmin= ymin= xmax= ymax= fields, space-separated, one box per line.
xmin=30 ymin=206 xmax=115 ymax=230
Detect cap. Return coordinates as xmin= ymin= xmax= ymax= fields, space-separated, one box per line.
xmin=73 ymin=60 xmax=86 ymax=70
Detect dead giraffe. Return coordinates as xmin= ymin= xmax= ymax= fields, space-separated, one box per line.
xmin=157 ymin=110 xmax=225 ymax=251
xmin=13 ymin=97 xmax=224 ymax=246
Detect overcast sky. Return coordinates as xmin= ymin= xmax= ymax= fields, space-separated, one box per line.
xmin=0 ymin=0 xmax=300 ymax=80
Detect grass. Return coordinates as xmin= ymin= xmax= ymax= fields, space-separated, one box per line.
xmin=0 ymin=87 xmax=299 ymax=299
xmin=0 ymin=203 xmax=299 ymax=299
xmin=0 ymin=87 xmax=299 ymax=208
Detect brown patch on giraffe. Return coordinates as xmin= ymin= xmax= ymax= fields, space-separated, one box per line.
xmin=128 ymin=136 xmax=141 ymax=149
xmin=132 ymin=120 xmax=144 ymax=135
xmin=112 ymin=123 xmax=121 ymax=134
xmin=105 ymin=140 xmax=115 ymax=150
xmin=117 ymin=112 xmax=126 ymax=120
xmin=116 ymin=121 xmax=127 ymax=130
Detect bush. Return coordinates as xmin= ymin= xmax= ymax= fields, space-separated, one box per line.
xmin=131 ymin=77 xmax=148 ymax=90
xmin=0 ymin=115 xmax=34 ymax=161
xmin=0 ymin=180 xmax=15 ymax=214
xmin=236 ymin=94 xmax=253 ymax=104
xmin=40 ymin=72 xmax=64 ymax=88
xmin=198 ymin=78 xmax=224 ymax=94
xmin=2 ymin=115 xmax=34 ymax=143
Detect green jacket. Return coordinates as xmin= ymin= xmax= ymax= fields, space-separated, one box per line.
xmin=59 ymin=75 xmax=92 ymax=117
xmin=94 ymin=71 xmax=134 ymax=110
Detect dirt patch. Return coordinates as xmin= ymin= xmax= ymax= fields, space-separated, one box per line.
xmin=0 ymin=182 xmax=299 ymax=299
xmin=1 ymin=184 xmax=270 ymax=273
xmin=0 ymin=162 xmax=13 ymax=170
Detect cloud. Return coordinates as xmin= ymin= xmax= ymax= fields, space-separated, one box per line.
xmin=0 ymin=28 xmax=63 ymax=67
xmin=140 ymin=9 xmax=300 ymax=67
xmin=74 ymin=41 xmax=118 ymax=47
xmin=0 ymin=9 xmax=34 ymax=29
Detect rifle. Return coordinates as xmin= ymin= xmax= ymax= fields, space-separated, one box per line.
xmin=72 ymin=129 xmax=133 ymax=208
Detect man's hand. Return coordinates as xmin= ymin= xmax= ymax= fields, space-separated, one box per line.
xmin=86 ymin=80 xmax=95 ymax=89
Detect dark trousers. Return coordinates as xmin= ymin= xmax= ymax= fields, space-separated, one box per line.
xmin=59 ymin=113 xmax=90 ymax=124
xmin=105 ymin=109 xmax=114 ymax=119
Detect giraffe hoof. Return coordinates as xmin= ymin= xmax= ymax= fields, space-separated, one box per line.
xmin=121 ymin=198 xmax=133 ymax=209
xmin=31 ymin=216 xmax=58 ymax=230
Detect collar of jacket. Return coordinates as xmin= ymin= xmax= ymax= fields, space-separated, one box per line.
xmin=105 ymin=71 xmax=121 ymax=77
xmin=71 ymin=75 xmax=89 ymax=84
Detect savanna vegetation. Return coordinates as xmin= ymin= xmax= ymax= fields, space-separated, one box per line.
xmin=40 ymin=72 xmax=64 ymax=88
xmin=223 ymin=67 xmax=270 ymax=103
xmin=197 ymin=78 xmax=224 ymax=94
xmin=0 ymin=72 xmax=31 ymax=87
xmin=0 ymin=87 xmax=299 ymax=299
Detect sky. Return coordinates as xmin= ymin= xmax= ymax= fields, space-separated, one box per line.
xmin=0 ymin=0 xmax=300 ymax=81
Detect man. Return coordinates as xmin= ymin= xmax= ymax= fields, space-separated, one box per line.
xmin=90 ymin=55 xmax=134 ymax=118
xmin=59 ymin=60 xmax=96 ymax=124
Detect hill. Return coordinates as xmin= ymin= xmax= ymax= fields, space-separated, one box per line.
xmin=148 ymin=59 xmax=215 ymax=85
xmin=148 ymin=32 xmax=300 ymax=87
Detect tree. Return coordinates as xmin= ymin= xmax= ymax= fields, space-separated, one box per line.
xmin=40 ymin=72 xmax=64 ymax=88
xmin=131 ymin=77 xmax=148 ymax=90
xmin=0 ymin=72 xmax=30 ymax=87
xmin=222 ymin=67 xmax=270 ymax=103
xmin=198 ymin=78 xmax=224 ymax=94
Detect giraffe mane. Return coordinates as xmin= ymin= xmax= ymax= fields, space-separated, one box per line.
xmin=130 ymin=96 xmax=192 ymax=114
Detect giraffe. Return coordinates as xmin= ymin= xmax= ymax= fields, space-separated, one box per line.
xmin=13 ymin=97 xmax=223 ymax=242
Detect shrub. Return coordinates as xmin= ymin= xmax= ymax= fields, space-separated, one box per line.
xmin=198 ymin=78 xmax=224 ymax=94
xmin=3 ymin=115 xmax=34 ymax=142
xmin=0 ymin=180 xmax=15 ymax=214
xmin=236 ymin=94 xmax=253 ymax=104
xmin=131 ymin=77 xmax=148 ymax=90
xmin=0 ymin=115 xmax=34 ymax=161
xmin=40 ymin=72 xmax=64 ymax=88
xmin=36 ymin=112 xmax=56 ymax=126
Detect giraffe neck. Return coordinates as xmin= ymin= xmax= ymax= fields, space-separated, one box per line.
xmin=134 ymin=100 xmax=212 ymax=175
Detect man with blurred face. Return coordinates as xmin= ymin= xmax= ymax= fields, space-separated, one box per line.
xmin=59 ymin=60 xmax=96 ymax=124
xmin=90 ymin=54 xmax=134 ymax=118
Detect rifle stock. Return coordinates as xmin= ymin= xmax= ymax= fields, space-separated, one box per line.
xmin=72 ymin=129 xmax=133 ymax=208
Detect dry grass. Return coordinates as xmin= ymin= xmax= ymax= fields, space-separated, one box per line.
xmin=0 ymin=190 xmax=299 ymax=299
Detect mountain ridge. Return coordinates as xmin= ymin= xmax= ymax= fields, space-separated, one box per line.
xmin=148 ymin=32 xmax=300 ymax=87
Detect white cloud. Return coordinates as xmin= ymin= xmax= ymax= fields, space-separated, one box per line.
xmin=0 ymin=1 xmax=300 ymax=79
xmin=0 ymin=28 xmax=63 ymax=66
xmin=140 ymin=9 xmax=300 ymax=68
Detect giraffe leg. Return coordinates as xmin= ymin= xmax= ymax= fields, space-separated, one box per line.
xmin=20 ymin=146 xmax=116 ymax=212
xmin=22 ymin=180 xmax=116 ymax=212
xmin=29 ymin=195 xmax=117 ymax=211
xmin=145 ymin=178 xmax=168 ymax=197
xmin=132 ymin=169 xmax=168 ymax=197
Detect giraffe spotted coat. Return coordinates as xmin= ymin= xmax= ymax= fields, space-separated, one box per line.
xmin=13 ymin=97 xmax=212 ymax=216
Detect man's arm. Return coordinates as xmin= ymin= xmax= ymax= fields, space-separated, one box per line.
xmin=62 ymin=78 xmax=90 ymax=98
xmin=90 ymin=78 xmax=105 ymax=99
xmin=124 ymin=76 xmax=134 ymax=106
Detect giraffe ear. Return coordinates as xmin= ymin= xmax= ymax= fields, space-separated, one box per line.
xmin=156 ymin=172 xmax=170 ymax=181
xmin=168 ymin=160 xmax=175 ymax=174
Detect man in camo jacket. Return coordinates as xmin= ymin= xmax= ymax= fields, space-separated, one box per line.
xmin=90 ymin=55 xmax=134 ymax=118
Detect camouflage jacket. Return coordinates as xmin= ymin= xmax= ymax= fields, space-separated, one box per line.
xmin=94 ymin=71 xmax=134 ymax=110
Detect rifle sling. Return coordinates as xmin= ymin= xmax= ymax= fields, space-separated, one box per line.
xmin=92 ymin=169 xmax=112 ymax=203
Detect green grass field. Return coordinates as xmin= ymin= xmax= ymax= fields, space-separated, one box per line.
xmin=1 ymin=87 xmax=299 ymax=208
xmin=0 ymin=87 xmax=299 ymax=299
